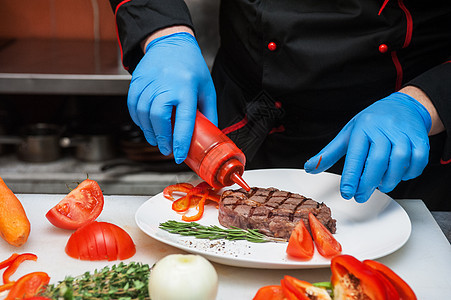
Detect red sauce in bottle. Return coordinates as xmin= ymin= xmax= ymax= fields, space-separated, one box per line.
xmin=184 ymin=111 xmax=250 ymax=191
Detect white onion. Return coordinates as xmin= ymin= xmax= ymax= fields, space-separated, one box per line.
xmin=148 ymin=254 xmax=219 ymax=300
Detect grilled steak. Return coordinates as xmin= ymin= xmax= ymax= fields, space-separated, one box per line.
xmin=218 ymin=187 xmax=336 ymax=240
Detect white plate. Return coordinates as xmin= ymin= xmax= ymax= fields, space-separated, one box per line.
xmin=135 ymin=169 xmax=411 ymax=269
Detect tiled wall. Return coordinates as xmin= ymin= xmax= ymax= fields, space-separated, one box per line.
xmin=0 ymin=0 xmax=117 ymax=40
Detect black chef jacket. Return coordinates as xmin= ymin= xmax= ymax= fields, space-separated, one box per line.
xmin=110 ymin=0 xmax=451 ymax=210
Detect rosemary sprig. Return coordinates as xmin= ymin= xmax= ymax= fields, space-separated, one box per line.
xmin=159 ymin=220 xmax=286 ymax=243
xmin=40 ymin=261 xmax=151 ymax=300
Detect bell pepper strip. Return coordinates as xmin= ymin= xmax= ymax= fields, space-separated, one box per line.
xmin=164 ymin=181 xmax=220 ymax=221
xmin=5 ymin=272 xmax=50 ymax=300
xmin=0 ymin=282 xmax=15 ymax=293
xmin=172 ymin=192 xmax=220 ymax=213
xmin=253 ymin=285 xmax=286 ymax=300
xmin=368 ymin=267 xmax=401 ymax=300
xmin=172 ymin=195 xmax=191 ymax=212
xmin=190 ymin=181 xmax=212 ymax=193
xmin=286 ymin=221 xmax=314 ymax=261
xmin=3 ymin=253 xmax=38 ymax=284
xmin=331 ymin=254 xmax=399 ymax=300
xmin=202 ymin=190 xmax=220 ymax=203
xmin=282 ymin=275 xmax=332 ymax=300
xmin=190 ymin=191 xmax=220 ymax=204
xmin=163 ymin=183 xmax=194 ymax=200
xmin=182 ymin=193 xmax=208 ymax=222
xmin=0 ymin=253 xmax=19 ymax=270
xmin=308 ymin=212 xmax=342 ymax=258
xmin=364 ymin=260 xmax=417 ymax=300
xmin=280 ymin=279 xmax=299 ymax=300
xmin=182 ymin=182 xmax=210 ymax=207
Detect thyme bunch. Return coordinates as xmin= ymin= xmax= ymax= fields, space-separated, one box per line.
xmin=40 ymin=262 xmax=151 ymax=300
xmin=159 ymin=220 xmax=286 ymax=243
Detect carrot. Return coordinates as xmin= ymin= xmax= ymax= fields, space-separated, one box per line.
xmin=0 ymin=177 xmax=31 ymax=247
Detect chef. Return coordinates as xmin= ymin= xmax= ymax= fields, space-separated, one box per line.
xmin=109 ymin=0 xmax=451 ymax=210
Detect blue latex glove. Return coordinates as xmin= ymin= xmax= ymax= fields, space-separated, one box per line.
xmin=128 ymin=32 xmax=217 ymax=164
xmin=304 ymin=92 xmax=432 ymax=203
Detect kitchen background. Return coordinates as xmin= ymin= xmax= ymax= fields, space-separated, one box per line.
xmin=0 ymin=0 xmax=449 ymax=241
xmin=0 ymin=0 xmax=219 ymax=195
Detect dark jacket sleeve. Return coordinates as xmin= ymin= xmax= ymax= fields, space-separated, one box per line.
xmin=109 ymin=0 xmax=194 ymax=73
xmin=407 ymin=59 xmax=451 ymax=163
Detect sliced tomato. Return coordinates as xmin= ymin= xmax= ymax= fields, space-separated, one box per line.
xmin=308 ymin=213 xmax=342 ymax=258
xmin=69 ymin=231 xmax=86 ymax=260
xmin=100 ymin=221 xmax=119 ymax=260
xmin=65 ymin=221 xmax=136 ymax=261
xmin=5 ymin=272 xmax=50 ymax=300
xmin=109 ymin=222 xmax=136 ymax=260
xmin=363 ymin=259 xmax=417 ymax=300
xmin=46 ymin=179 xmax=104 ymax=230
xmin=286 ymin=220 xmax=314 ymax=261
xmin=253 ymin=285 xmax=286 ymax=300
xmin=90 ymin=222 xmax=108 ymax=260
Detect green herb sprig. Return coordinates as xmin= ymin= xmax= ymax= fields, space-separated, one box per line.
xmin=40 ymin=262 xmax=151 ymax=300
xmin=159 ymin=220 xmax=286 ymax=243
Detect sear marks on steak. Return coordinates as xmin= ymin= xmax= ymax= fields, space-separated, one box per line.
xmin=218 ymin=187 xmax=336 ymax=240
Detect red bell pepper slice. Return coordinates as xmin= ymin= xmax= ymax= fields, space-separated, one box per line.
xmin=0 ymin=253 xmax=19 ymax=270
xmin=3 ymin=253 xmax=38 ymax=283
xmin=0 ymin=282 xmax=15 ymax=293
xmin=163 ymin=183 xmax=194 ymax=200
xmin=205 ymin=190 xmax=221 ymax=203
xmin=282 ymin=275 xmax=332 ymax=300
xmin=167 ymin=181 xmax=219 ymax=220
xmin=286 ymin=221 xmax=314 ymax=261
xmin=280 ymin=279 xmax=300 ymax=300
xmin=5 ymin=272 xmax=50 ymax=300
xmin=253 ymin=285 xmax=286 ymax=300
xmin=182 ymin=193 xmax=208 ymax=222
xmin=364 ymin=260 xmax=417 ymax=300
xmin=308 ymin=212 xmax=342 ymax=258
xmin=331 ymin=255 xmax=399 ymax=300
xmin=172 ymin=195 xmax=191 ymax=212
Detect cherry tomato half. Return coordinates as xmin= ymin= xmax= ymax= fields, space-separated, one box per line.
xmin=46 ymin=179 xmax=104 ymax=230
xmin=65 ymin=221 xmax=136 ymax=261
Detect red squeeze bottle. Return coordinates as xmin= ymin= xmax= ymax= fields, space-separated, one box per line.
xmin=183 ymin=111 xmax=250 ymax=191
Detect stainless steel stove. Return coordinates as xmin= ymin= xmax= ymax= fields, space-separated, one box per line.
xmin=0 ymin=154 xmax=196 ymax=196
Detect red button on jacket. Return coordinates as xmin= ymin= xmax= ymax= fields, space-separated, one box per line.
xmin=267 ymin=42 xmax=277 ymax=51
xmin=378 ymin=44 xmax=388 ymax=53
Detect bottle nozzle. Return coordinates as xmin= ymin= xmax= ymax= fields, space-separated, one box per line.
xmin=231 ymin=172 xmax=250 ymax=191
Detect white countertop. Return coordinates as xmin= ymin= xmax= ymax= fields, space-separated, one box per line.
xmin=0 ymin=195 xmax=449 ymax=299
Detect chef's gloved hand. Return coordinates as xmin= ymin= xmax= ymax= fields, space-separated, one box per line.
xmin=128 ymin=32 xmax=217 ymax=164
xmin=304 ymin=92 xmax=432 ymax=203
